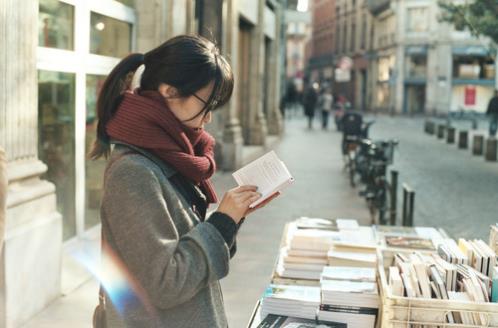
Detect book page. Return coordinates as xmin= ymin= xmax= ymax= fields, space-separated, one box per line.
xmin=232 ymin=151 xmax=294 ymax=207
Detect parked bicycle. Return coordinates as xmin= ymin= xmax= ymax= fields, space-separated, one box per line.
xmin=341 ymin=112 xmax=374 ymax=187
xmin=340 ymin=112 xmax=398 ymax=224
xmin=359 ymin=139 xmax=398 ymax=225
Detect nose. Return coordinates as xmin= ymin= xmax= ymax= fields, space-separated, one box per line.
xmin=203 ymin=111 xmax=212 ymax=124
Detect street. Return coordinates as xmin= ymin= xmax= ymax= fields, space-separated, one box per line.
xmin=367 ymin=115 xmax=498 ymax=239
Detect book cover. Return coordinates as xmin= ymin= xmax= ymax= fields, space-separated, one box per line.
xmin=257 ymin=314 xmax=347 ymax=328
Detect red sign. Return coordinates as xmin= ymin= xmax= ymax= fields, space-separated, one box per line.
xmin=464 ymin=86 xmax=476 ymax=106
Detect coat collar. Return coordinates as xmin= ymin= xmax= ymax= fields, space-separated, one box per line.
xmin=110 ymin=140 xmax=177 ymax=179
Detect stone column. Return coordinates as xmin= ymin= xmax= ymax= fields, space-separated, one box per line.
xmin=0 ymin=0 xmax=63 ymax=327
xmin=221 ymin=0 xmax=244 ymax=170
xmin=266 ymin=2 xmax=284 ymax=136
xmin=135 ymin=0 xmax=172 ymax=52
xmin=246 ymin=0 xmax=269 ymax=145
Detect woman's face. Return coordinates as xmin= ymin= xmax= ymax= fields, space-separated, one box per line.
xmin=158 ymin=82 xmax=214 ymax=130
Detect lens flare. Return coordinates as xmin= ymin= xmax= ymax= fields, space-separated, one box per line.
xmin=72 ymin=241 xmax=157 ymax=318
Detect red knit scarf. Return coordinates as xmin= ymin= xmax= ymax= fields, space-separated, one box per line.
xmin=106 ymin=90 xmax=218 ymax=204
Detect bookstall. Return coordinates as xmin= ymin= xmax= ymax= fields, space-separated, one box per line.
xmin=247 ymin=218 xmax=498 ymax=328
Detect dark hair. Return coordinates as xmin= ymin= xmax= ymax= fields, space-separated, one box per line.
xmin=89 ymin=35 xmax=234 ymax=159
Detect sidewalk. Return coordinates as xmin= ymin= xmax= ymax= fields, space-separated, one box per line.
xmin=23 ymin=116 xmax=371 ymax=328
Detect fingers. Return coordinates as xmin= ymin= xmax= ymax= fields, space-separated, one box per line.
xmin=232 ymin=185 xmax=258 ymax=193
xmin=238 ymin=191 xmax=262 ymax=203
xmin=243 ymin=192 xmax=262 ymax=206
xmin=253 ymin=192 xmax=280 ymax=209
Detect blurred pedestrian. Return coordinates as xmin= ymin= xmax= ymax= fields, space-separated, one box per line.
xmin=0 ymin=147 xmax=6 ymax=251
xmin=303 ymin=83 xmax=318 ymax=129
xmin=285 ymin=80 xmax=299 ymax=118
xmin=486 ymin=90 xmax=498 ymax=137
xmin=90 ymin=35 xmax=278 ymax=328
xmin=319 ymin=87 xmax=333 ymax=130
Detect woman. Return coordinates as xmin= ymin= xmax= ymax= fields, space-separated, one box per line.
xmin=90 ymin=35 xmax=278 ymax=328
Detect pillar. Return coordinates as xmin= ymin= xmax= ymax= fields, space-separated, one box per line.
xmin=246 ymin=0 xmax=268 ymax=146
xmin=221 ymin=0 xmax=244 ymax=170
xmin=266 ymin=2 xmax=284 ymax=136
xmin=0 ymin=0 xmax=63 ymax=326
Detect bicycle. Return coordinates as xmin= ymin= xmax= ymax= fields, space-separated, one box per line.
xmin=360 ymin=139 xmax=398 ymax=225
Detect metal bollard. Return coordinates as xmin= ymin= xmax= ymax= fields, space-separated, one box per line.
xmin=402 ymin=184 xmax=415 ymax=227
xmin=437 ymin=124 xmax=446 ymax=139
xmin=389 ymin=170 xmax=398 ymax=226
xmin=473 ymin=134 xmax=484 ymax=156
xmin=458 ymin=130 xmax=468 ymax=149
xmin=485 ymin=137 xmax=498 ymax=162
xmin=425 ymin=120 xmax=435 ymax=135
xmin=446 ymin=127 xmax=456 ymax=144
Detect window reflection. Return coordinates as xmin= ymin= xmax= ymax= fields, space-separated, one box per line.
xmin=85 ymin=75 xmax=107 ymax=230
xmin=90 ymin=12 xmax=132 ymax=58
xmin=38 ymin=70 xmax=76 ymax=240
xmin=38 ymin=0 xmax=74 ymax=50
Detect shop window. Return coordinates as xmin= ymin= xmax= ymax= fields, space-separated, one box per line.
xmin=90 ymin=12 xmax=132 ymax=58
xmin=406 ymin=55 xmax=427 ymax=79
xmin=38 ymin=0 xmax=74 ymax=50
xmin=453 ymin=56 xmax=495 ymax=80
xmin=38 ymin=70 xmax=76 ymax=241
xmin=406 ymin=7 xmax=428 ymax=33
xmin=85 ymin=75 xmax=107 ymax=230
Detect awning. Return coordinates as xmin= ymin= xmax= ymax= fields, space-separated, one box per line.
xmin=452 ymin=46 xmax=492 ymax=57
xmin=405 ymin=45 xmax=428 ymax=55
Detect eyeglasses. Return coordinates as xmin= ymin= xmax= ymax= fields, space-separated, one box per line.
xmin=192 ymin=93 xmax=219 ymax=111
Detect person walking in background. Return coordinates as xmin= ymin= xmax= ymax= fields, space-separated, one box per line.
xmin=285 ymin=80 xmax=299 ymax=118
xmin=319 ymin=87 xmax=333 ymax=130
xmin=0 ymin=147 xmax=6 ymax=250
xmin=303 ymin=83 xmax=318 ymax=129
xmin=486 ymin=90 xmax=498 ymax=137
xmin=90 ymin=35 xmax=279 ymax=328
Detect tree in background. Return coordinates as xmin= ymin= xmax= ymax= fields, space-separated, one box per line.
xmin=438 ymin=0 xmax=498 ymax=45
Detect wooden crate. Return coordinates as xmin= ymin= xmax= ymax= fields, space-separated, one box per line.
xmin=378 ymin=250 xmax=498 ymax=327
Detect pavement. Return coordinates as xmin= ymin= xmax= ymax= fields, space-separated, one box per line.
xmin=22 ymin=114 xmax=371 ymax=328
xmin=366 ymin=114 xmax=498 ymax=240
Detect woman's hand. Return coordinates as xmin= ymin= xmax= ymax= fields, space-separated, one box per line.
xmin=217 ymin=186 xmax=261 ymax=224
xmin=246 ymin=191 xmax=280 ymax=216
xmin=217 ymin=187 xmax=281 ymax=223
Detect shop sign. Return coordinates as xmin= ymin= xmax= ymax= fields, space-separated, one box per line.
xmin=464 ymin=85 xmax=476 ymax=106
xmin=335 ymin=68 xmax=351 ymax=82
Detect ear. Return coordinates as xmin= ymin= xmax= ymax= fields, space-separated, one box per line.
xmin=158 ymin=83 xmax=179 ymax=98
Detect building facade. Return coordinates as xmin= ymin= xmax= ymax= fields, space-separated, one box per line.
xmin=334 ymin=0 xmax=375 ymax=111
xmin=285 ymin=9 xmax=312 ymax=93
xmin=0 ymin=0 xmax=284 ymax=326
xmin=307 ymin=0 xmax=336 ymax=86
xmin=367 ymin=0 xmax=497 ymax=114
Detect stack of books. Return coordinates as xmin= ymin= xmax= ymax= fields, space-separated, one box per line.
xmin=387 ymin=246 xmax=498 ymax=325
xmin=294 ymin=217 xmax=338 ymax=231
xmin=260 ymin=284 xmax=321 ymax=320
xmin=277 ymin=228 xmax=341 ymax=280
xmin=318 ymin=267 xmax=379 ymax=328
xmin=457 ymin=238 xmax=496 ymax=277
xmin=327 ymin=243 xmax=378 ymax=268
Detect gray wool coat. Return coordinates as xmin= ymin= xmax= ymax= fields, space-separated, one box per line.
xmin=100 ymin=144 xmax=231 ymax=328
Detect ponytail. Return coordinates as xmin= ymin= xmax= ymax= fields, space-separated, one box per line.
xmin=89 ymin=53 xmax=144 ymax=160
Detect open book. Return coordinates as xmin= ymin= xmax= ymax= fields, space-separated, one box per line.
xmin=232 ymin=151 xmax=294 ymax=208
